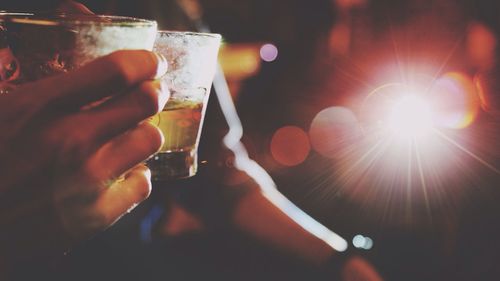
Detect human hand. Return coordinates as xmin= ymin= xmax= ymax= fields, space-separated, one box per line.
xmin=0 ymin=50 xmax=169 ymax=263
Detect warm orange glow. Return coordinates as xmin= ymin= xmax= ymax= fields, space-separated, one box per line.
xmin=474 ymin=71 xmax=500 ymax=115
xmin=219 ymin=43 xmax=261 ymax=80
xmin=328 ymin=23 xmax=351 ymax=56
xmin=270 ymin=126 xmax=311 ymax=166
xmin=335 ymin=0 xmax=368 ymax=9
xmin=466 ymin=22 xmax=497 ymax=71
xmin=431 ymin=72 xmax=480 ymax=129
xmin=219 ymin=43 xmax=262 ymax=98
xmin=309 ymin=107 xmax=361 ymax=159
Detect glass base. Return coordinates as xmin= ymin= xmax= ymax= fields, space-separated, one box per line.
xmin=147 ymin=150 xmax=197 ymax=181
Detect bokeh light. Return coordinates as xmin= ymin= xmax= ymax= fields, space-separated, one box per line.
xmin=260 ymin=43 xmax=278 ymax=62
xmin=466 ymin=22 xmax=497 ymax=71
xmin=336 ymin=76 xmax=494 ymax=213
xmin=364 ymin=237 xmax=374 ymax=250
xmin=352 ymin=234 xmax=374 ymax=250
xmin=309 ymin=106 xmax=362 ymax=159
xmin=270 ymin=126 xmax=310 ymax=166
xmin=352 ymin=235 xmax=366 ymax=248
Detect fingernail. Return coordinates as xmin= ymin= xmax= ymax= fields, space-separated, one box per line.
xmin=156 ymin=78 xmax=170 ymax=111
xmin=154 ymin=52 xmax=168 ymax=79
xmin=143 ymin=165 xmax=152 ymax=182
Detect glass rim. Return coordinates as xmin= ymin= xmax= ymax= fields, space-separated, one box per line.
xmin=0 ymin=12 xmax=157 ymax=27
xmin=157 ymin=30 xmax=221 ymax=40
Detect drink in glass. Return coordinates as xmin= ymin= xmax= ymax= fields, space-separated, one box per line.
xmin=148 ymin=31 xmax=221 ymax=180
xmin=0 ymin=13 xmax=157 ymax=91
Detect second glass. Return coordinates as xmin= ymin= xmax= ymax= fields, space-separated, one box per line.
xmin=148 ymin=31 xmax=221 ymax=180
xmin=0 ymin=13 xmax=157 ymax=91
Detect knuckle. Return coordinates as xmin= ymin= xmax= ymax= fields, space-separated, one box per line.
xmin=39 ymin=119 xmax=93 ymax=163
xmin=141 ymin=123 xmax=164 ymax=152
xmin=104 ymin=50 xmax=155 ymax=86
xmin=135 ymin=82 xmax=162 ymax=116
xmin=129 ymin=124 xmax=164 ymax=158
xmin=131 ymin=174 xmax=152 ymax=201
xmin=51 ymin=120 xmax=93 ymax=163
xmin=79 ymin=163 xmax=111 ymax=187
xmin=104 ymin=51 xmax=135 ymax=86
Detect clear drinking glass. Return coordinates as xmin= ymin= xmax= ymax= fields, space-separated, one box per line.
xmin=0 ymin=13 xmax=157 ymax=92
xmin=147 ymin=31 xmax=221 ymax=180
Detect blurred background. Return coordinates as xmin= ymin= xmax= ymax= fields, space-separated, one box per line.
xmin=2 ymin=0 xmax=500 ymax=280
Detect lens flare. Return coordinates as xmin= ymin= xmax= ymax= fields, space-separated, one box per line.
xmin=309 ymin=106 xmax=362 ymax=159
xmin=360 ymin=82 xmax=437 ymax=141
xmin=430 ymin=72 xmax=479 ymax=129
xmin=260 ymin=43 xmax=278 ymax=62
xmin=270 ymin=126 xmax=310 ymax=166
xmin=388 ymin=95 xmax=433 ymax=139
xmin=352 ymin=235 xmax=366 ymax=248
xmin=352 ymin=234 xmax=374 ymax=250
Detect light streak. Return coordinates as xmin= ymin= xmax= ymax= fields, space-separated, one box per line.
xmin=433 ymin=128 xmax=500 ymax=175
xmin=176 ymin=0 xmax=348 ymax=252
xmin=213 ymin=64 xmax=348 ymax=252
xmin=414 ymin=139 xmax=432 ymax=219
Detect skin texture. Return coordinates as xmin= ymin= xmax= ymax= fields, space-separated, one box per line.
xmin=0 ymin=49 xmax=170 ymax=265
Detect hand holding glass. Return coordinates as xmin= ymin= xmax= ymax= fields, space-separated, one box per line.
xmin=0 ymin=13 xmax=165 ymax=260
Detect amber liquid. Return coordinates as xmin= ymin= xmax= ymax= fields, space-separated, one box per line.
xmin=147 ymin=99 xmax=204 ymax=180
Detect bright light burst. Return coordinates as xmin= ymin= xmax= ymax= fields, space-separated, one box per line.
xmin=306 ymin=75 xmax=500 ymax=226
xmin=387 ymin=95 xmax=434 ymax=139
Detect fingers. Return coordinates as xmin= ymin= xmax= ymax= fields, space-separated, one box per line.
xmin=23 ymin=50 xmax=168 ymax=111
xmin=57 ymin=78 xmax=168 ymax=149
xmin=58 ymin=119 xmax=163 ymax=236
xmin=39 ymin=78 xmax=168 ymax=164
xmin=56 ymin=1 xmax=94 ymax=14
xmin=82 ymin=122 xmax=163 ymax=189
xmin=92 ymin=165 xmax=152 ymax=227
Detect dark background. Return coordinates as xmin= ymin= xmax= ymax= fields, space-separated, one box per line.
xmin=2 ymin=0 xmax=500 ymax=280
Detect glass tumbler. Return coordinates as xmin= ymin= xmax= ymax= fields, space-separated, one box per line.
xmin=0 ymin=13 xmax=157 ymax=93
xmin=147 ymin=31 xmax=221 ymax=180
